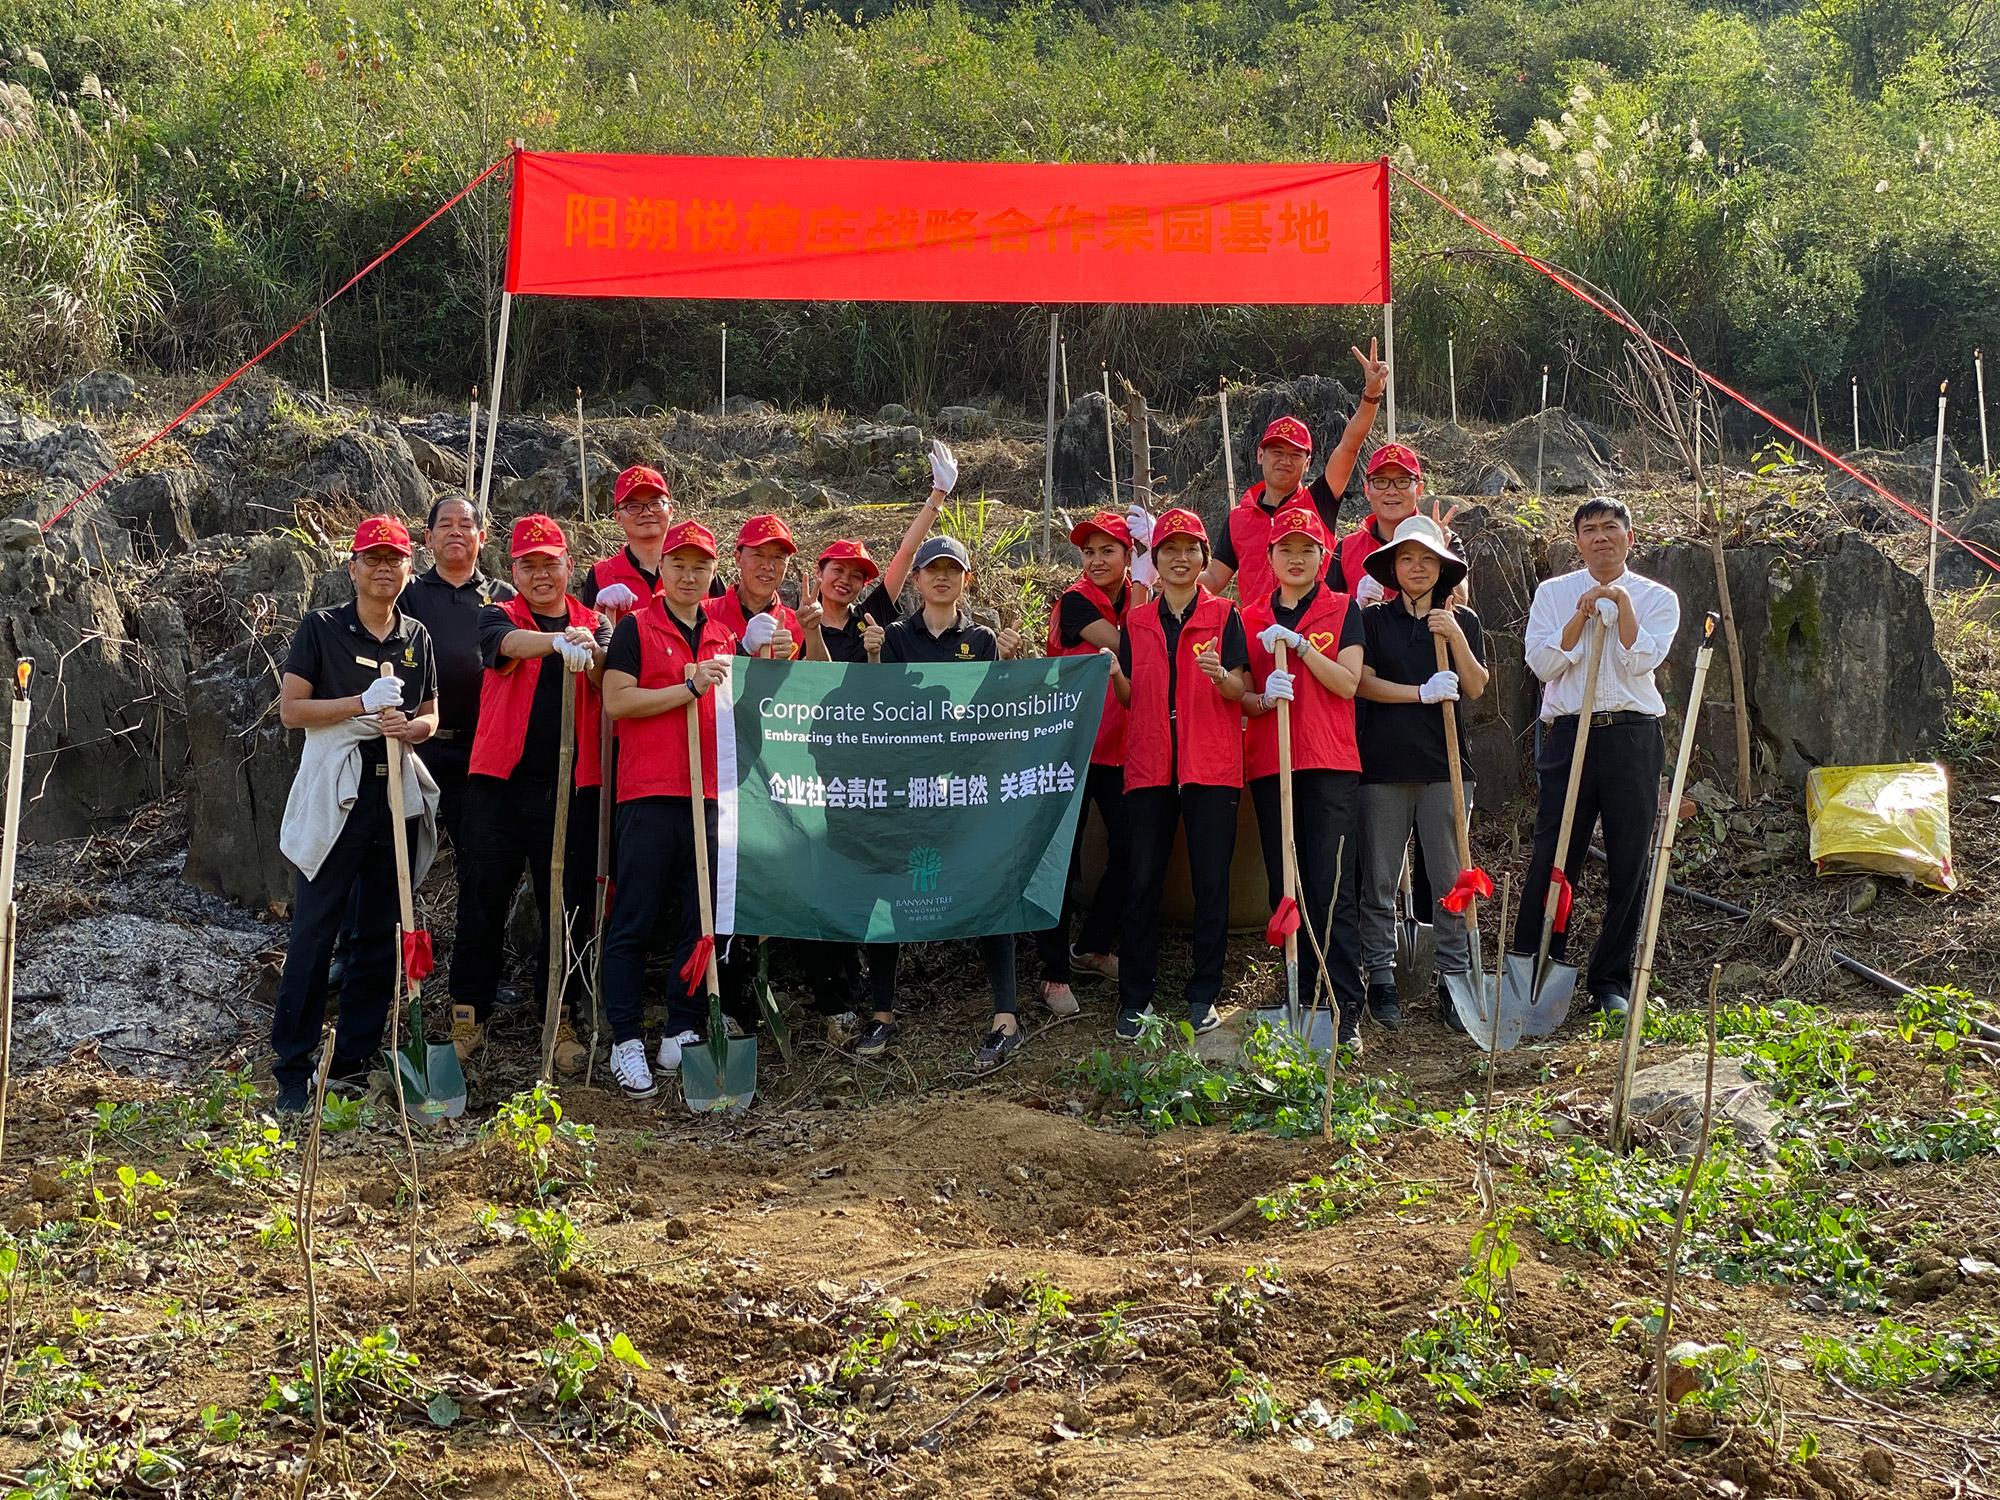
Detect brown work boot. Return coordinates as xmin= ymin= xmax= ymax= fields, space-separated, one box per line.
xmin=449 ymin=1004 xmax=484 ymax=1065
xmin=552 ymin=1010 xmax=587 ymax=1075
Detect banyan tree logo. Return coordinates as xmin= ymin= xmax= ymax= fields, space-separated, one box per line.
xmin=906 ymin=845 xmax=942 ymax=892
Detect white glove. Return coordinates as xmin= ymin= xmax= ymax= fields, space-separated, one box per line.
xmin=1595 ymin=597 xmax=1619 ymax=626
xmin=1264 ymin=669 xmax=1295 ymax=703
xmin=1418 ymin=670 xmax=1460 ymax=705
xmin=554 ymin=637 xmax=592 ymax=672
xmin=741 ymin=613 xmax=778 ymax=653
xmin=1125 ymin=505 xmax=1155 ymax=547
xmin=1131 ymin=548 xmax=1158 ymax=589
xmin=928 ymin=439 xmax=958 ymax=496
xmin=1257 ymin=622 xmax=1304 ymax=655
xmin=595 ymin=582 xmax=639 ymax=613
xmin=1354 ymin=575 xmax=1387 ymax=607
xmin=360 ymin=677 xmax=403 ymax=713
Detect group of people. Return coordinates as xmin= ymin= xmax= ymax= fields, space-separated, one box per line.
xmin=268 ymin=349 xmax=1681 ymax=1110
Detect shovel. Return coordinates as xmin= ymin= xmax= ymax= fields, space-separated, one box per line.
xmin=1497 ymin=613 xmax=1611 ymax=1038
xmin=1430 ymin=634 xmax=1513 ymax=1049
xmin=1393 ymin=850 xmax=1434 ymax=992
xmin=538 ymin=664 xmax=578 ymax=1083
xmin=679 ymin=681 xmax=757 ymax=1114
xmin=381 ymin=666 xmax=466 ymax=1122
xmin=1249 ymin=641 xmax=1307 ymax=1038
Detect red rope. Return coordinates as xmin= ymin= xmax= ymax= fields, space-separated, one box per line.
xmin=40 ymin=152 xmax=513 ymax=534
xmin=1388 ymin=164 xmax=2000 ymax=576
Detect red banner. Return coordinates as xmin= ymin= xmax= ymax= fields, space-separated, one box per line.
xmin=505 ymin=152 xmax=1389 ymax=305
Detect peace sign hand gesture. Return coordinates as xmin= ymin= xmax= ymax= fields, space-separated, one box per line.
xmin=1349 ymin=337 xmax=1389 ymax=401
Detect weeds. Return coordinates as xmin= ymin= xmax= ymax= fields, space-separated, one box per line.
xmin=1806 ymin=1316 xmax=2000 ymax=1391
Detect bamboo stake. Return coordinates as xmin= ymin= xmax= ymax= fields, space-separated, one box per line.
xmin=1041 ymin=312 xmax=1058 ymax=561
xmin=541 ymin=669 xmax=578 ymax=1082
xmin=575 ymin=388 xmax=589 ymax=522
xmin=476 ymin=289 xmax=514 ymax=524
xmin=0 ymin=659 xmax=28 ymax=1163
xmin=1851 ymin=374 xmax=1861 ymax=454
xmin=1535 ymin=364 xmax=1550 ymax=497
xmin=1101 ymin=363 xmax=1119 ymax=510
xmin=1654 ymin=963 xmax=1721 ymax=1455
xmin=378 ymin=665 xmax=423 ymax=1312
xmin=1059 ymin=336 xmax=1071 ymax=409
xmin=1928 ymin=381 xmax=1950 ymax=599
xmin=1978 ymin=349 xmax=1991 ymax=478
xmin=1447 ymin=334 xmax=1459 ymax=427
xmin=318 ymin=322 xmax=331 ymax=404
xmin=1383 ymin=300 xmax=1398 ymax=442
xmin=1218 ymin=377 xmax=1236 ymax=502
xmin=719 ymin=321 xmax=728 ymax=411
xmin=464 ymin=387 xmax=478 ymax=504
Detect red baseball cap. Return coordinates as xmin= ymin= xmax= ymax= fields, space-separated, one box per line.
xmin=736 ymin=513 xmax=796 ymax=554
xmin=1267 ymin=507 xmax=1330 ymax=550
xmin=816 ymin=539 xmax=880 ymax=580
xmin=351 ymin=516 xmax=413 ymax=556
xmin=509 ymin=513 xmax=568 ymax=559
xmin=613 ymin=465 xmax=671 ymax=509
xmin=1259 ymin=416 xmax=1313 ymax=454
xmin=1069 ymin=511 xmax=1133 ymax=549
xmin=1365 ymin=442 xmax=1423 ymax=479
xmin=1152 ymin=508 xmax=1210 ymax=548
xmin=662 ymin=520 xmax=718 ymax=559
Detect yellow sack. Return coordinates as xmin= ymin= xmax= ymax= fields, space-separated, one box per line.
xmin=1805 ymin=763 xmax=1955 ymax=892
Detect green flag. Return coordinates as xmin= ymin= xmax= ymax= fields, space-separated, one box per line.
xmin=715 ymin=654 xmax=1110 ymax=942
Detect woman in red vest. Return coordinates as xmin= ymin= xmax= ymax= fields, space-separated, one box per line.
xmin=1106 ymin=508 xmax=1249 ymax=1041
xmin=597 ymin=520 xmax=741 ymax=1101
xmin=1240 ymin=507 xmax=1372 ymax=1055
xmin=449 ymin=514 xmax=606 ymax=1073
xmin=1033 ymin=511 xmax=1146 ymax=1016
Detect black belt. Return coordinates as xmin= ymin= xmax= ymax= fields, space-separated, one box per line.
xmin=1553 ymin=710 xmax=1658 ymax=729
xmin=432 ymin=728 xmax=463 ymax=741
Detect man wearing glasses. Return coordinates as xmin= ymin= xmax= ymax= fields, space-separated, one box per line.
xmin=580 ymin=465 xmax=680 ymax=613
xmin=1336 ymin=445 xmax=1460 ymax=605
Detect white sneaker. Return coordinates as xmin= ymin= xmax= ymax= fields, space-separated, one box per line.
xmin=609 ymin=1039 xmax=656 ymax=1100
xmin=655 ymin=1029 xmax=701 ymax=1072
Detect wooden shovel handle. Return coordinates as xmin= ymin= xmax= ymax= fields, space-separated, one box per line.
xmin=378 ymin=662 xmax=418 ymax=938
xmin=685 ymin=673 xmax=723 ymax=999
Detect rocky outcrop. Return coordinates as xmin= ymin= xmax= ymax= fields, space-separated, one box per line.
xmin=1472 ymin=409 xmax=1621 ymax=496
xmin=1829 ymin=439 xmax=1982 ymax=533
xmin=182 ymin=632 xmax=300 ymax=911
xmin=53 ymin=370 xmax=137 ymax=418
xmin=1639 ymin=531 xmax=1950 ymax=787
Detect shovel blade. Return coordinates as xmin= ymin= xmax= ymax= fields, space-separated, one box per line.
xmin=1251 ymin=1005 xmax=1337 ymax=1053
xmin=1395 ymin=917 xmax=1436 ymax=992
xmin=681 ymin=1039 xmax=757 ymax=1115
xmin=396 ymin=1043 xmax=467 ymax=1122
xmin=752 ymin=945 xmax=793 ymax=1066
xmin=1497 ymin=951 xmax=1577 ymax=1042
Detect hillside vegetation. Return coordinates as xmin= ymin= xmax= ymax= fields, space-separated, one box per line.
xmin=1 ymin=0 xmax=1997 ymax=440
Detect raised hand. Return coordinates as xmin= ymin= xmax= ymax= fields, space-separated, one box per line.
xmin=1350 ymin=337 xmax=1389 ymax=399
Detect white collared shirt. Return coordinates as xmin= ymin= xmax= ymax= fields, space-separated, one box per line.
xmin=1524 ymin=566 xmax=1681 ymax=720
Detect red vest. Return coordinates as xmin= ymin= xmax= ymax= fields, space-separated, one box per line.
xmin=590 ymin=548 xmax=664 ymax=605
xmin=1045 ymin=578 xmax=1135 ymax=767
xmin=707 ymin=586 xmax=803 ymax=660
xmin=1337 ymin=519 xmax=1389 ymax=595
xmin=614 ymin=603 xmax=738 ymax=803
xmin=1227 ymin=483 xmax=1331 ymax=606
xmin=466 ymin=595 xmax=607 ymax=787
xmin=1243 ymin=587 xmax=1361 ymax=779
xmin=1124 ymin=590 xmax=1245 ymax=791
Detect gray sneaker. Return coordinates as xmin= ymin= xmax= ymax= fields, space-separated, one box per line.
xmin=973 ymin=1026 xmax=1023 ymax=1072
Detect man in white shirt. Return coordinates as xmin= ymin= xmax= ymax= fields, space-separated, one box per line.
xmin=1511 ymin=497 xmax=1681 ymax=1020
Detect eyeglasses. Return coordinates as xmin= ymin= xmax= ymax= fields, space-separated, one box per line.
xmin=1368 ymin=474 xmax=1419 ymax=492
xmin=617 ymin=498 xmax=669 ymax=515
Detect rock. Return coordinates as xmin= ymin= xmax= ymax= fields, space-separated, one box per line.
xmin=1886 ymin=1267 xmax=1956 ymax=1304
xmin=277 ymin=430 xmax=430 ymax=516
xmin=492 ymin=452 xmax=619 ymax=523
xmin=53 ymin=370 xmax=137 ymax=417
xmin=875 ymin=404 xmax=914 ymax=424
xmin=1831 ymin=440 xmax=1982 ymax=532
xmin=1054 ymin=390 xmax=1182 ymax=514
xmin=1716 ymin=961 xmax=1762 ymax=995
xmin=0 ymin=517 xmax=41 ymax=551
xmin=935 ymin=405 xmax=993 ymax=437
xmin=404 ymin=433 xmax=468 ymax=488
xmin=810 ymin=423 xmax=923 ymax=473
xmin=105 ymin=468 xmax=198 ymax=556
xmin=1478 ymin=409 xmax=1621 ymax=495
xmin=1625 ymin=1054 xmax=1781 ymax=1162
xmin=721 ymin=394 xmax=774 ymax=416
xmin=1449 ymin=507 xmax=1542 ymax=801
xmin=1860 ymin=1446 xmax=1895 ymax=1487
xmin=796 ymin=482 xmax=847 ymax=509
xmin=622 ymin=379 xmax=658 ymax=410
xmin=1639 ymin=532 xmax=1951 ymax=786
xmin=1944 ymin=495 xmax=2000 ymax=590
xmin=1 ymin=421 xmax=117 ymax=493
xmin=183 ymin=633 xmax=303 ymax=909
xmin=719 ymin=476 xmax=794 ymax=511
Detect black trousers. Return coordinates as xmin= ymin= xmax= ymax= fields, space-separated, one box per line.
xmin=1119 ymin=783 xmax=1238 ymax=1017
xmin=864 ymin=937 xmax=1018 ymax=1019
xmin=271 ymin=771 xmax=418 ymax=1091
xmin=1510 ymin=715 xmax=1666 ymax=997
xmin=799 ymin=942 xmax=865 ymax=1015
xmin=448 ymin=773 xmax=599 ymax=1022
xmin=1251 ymin=770 xmax=1365 ymax=1019
xmin=337 ymin=750 xmax=468 ymax=957
xmin=600 ymin=796 xmax=754 ymax=1042
xmin=1032 ymin=763 xmax=1126 ymax=983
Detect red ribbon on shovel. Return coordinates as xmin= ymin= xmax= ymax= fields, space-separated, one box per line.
xmin=401 ymin=929 xmax=435 ymax=984
xmin=679 ymin=934 xmax=715 ymax=997
xmin=1549 ymin=868 xmax=1574 ymax=934
xmin=1264 ymin=896 xmax=1301 ymax=946
xmin=1437 ymin=867 xmax=1494 ymax=915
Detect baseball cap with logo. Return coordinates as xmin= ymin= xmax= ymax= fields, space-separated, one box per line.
xmin=1258 ymin=416 xmax=1313 ymax=454
xmin=815 ymin=539 xmax=881 ymax=580
xmin=613 ymin=465 xmax=671 ymax=509
xmin=1266 ymin=506 xmax=1331 ymax=550
xmin=1152 ymin=508 xmax=1211 ymax=550
xmin=913 ymin=535 xmax=972 ymax=571
xmin=509 ymin=513 xmax=568 ymax=559
xmin=736 ymin=514 xmax=796 ymax=554
xmin=662 ymin=520 xmax=718 ymax=559
xmin=1365 ymin=442 xmax=1424 ymax=480
xmin=1068 ymin=511 xmax=1133 ymax=549
xmin=351 ymin=516 xmax=413 ymax=556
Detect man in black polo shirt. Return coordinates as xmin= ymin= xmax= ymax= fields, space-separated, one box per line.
xmin=398 ymin=496 xmax=513 ymax=849
xmin=1354 ymin=516 xmax=1488 ymax=1028
xmin=271 ymin=516 xmax=439 ymax=1113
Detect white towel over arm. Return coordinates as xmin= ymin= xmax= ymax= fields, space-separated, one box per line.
xmin=279 ymin=716 xmax=440 ymax=883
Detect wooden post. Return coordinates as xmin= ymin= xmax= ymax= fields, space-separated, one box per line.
xmin=476 ymin=290 xmax=514 ymax=525
xmin=1383 ymin=300 xmax=1398 ymax=442
xmin=1218 ymin=377 xmax=1236 ymax=503
xmin=719 ymin=321 xmax=728 ymax=411
xmin=575 ymin=388 xmax=589 ymax=521
xmin=1059 ymin=336 xmax=1071 ymax=409
xmin=1447 ymin=334 xmax=1459 ymax=427
xmin=1041 ymin=311 xmax=1059 ymax=561
xmin=1100 ymin=362 xmax=1119 ymax=510
xmin=1123 ymin=378 xmax=1151 ymax=508
xmin=0 ymin=660 xmax=28 ymax=1163
xmin=1535 ymin=364 xmax=1550 ymax=497
xmin=1851 ymin=374 xmax=1862 ymax=454
xmin=1977 ymin=349 xmax=1991 ymax=478
xmin=1928 ymin=380 xmax=1950 ymax=599
xmin=464 ymin=387 xmax=478 ymax=505
xmin=318 ymin=322 xmax=331 ymax=404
